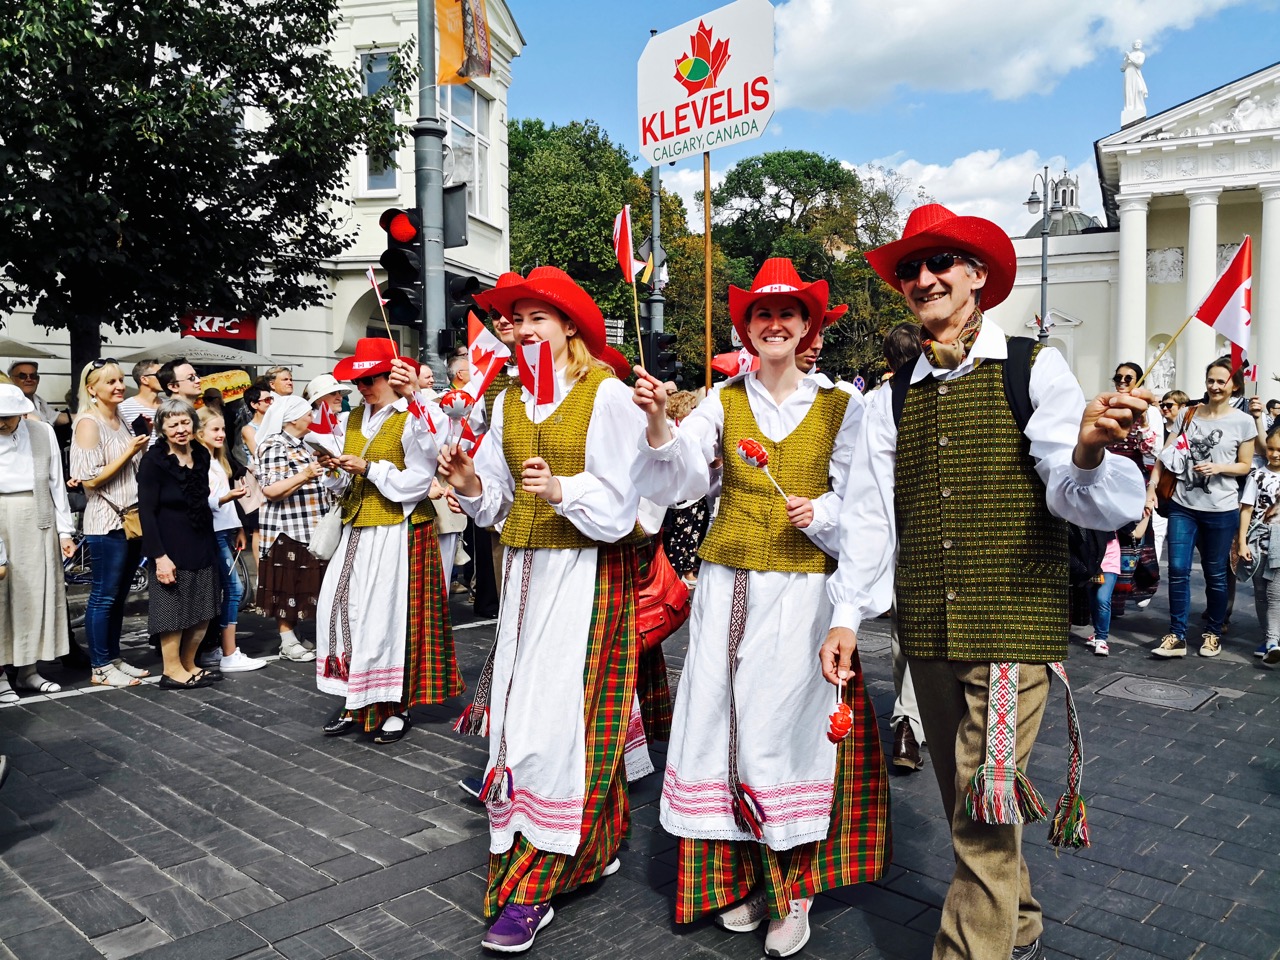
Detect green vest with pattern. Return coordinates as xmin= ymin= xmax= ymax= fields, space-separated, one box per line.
xmin=340 ymin=405 xmax=435 ymax=528
xmin=698 ymin=380 xmax=849 ymax=574
xmin=500 ymin=366 xmax=643 ymax=550
xmin=894 ymin=356 xmax=1069 ymax=662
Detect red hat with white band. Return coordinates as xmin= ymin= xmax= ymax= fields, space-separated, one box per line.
xmin=728 ymin=258 xmax=829 ymax=356
xmin=333 ymin=337 xmax=398 ymax=381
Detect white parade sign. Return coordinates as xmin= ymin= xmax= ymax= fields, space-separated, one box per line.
xmin=637 ymin=0 xmax=775 ymax=166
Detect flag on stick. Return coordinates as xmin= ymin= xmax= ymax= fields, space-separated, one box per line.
xmin=366 ymin=267 xmax=388 ymax=306
xmin=612 ymin=206 xmax=646 ymax=283
xmin=516 ymin=340 xmax=561 ymax=407
xmin=464 ymin=312 xmax=512 ymax=401
xmin=1194 ymin=236 xmax=1252 ymax=372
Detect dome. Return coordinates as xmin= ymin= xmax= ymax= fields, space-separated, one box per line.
xmin=1023 ymin=209 xmax=1105 ymax=238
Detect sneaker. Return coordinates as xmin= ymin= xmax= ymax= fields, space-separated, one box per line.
xmin=1255 ymin=642 xmax=1268 ymax=659
xmin=601 ymin=858 xmax=620 ymax=877
xmin=481 ymin=902 xmax=553 ymax=953
xmin=1011 ymin=939 xmax=1045 ymax=960
xmin=715 ymin=888 xmax=768 ymax=933
xmin=1093 ymin=640 xmax=1110 ymax=657
xmin=195 ymin=647 xmax=222 ymax=669
xmin=1199 ymin=633 xmax=1222 ymax=657
xmin=280 ymin=639 xmax=316 ymax=662
xmin=1136 ymin=598 xmax=1152 ymax=609
xmin=1264 ymin=643 xmax=1280 ymax=666
xmin=764 ymin=897 xmax=813 ymax=957
xmin=111 ymin=659 xmax=150 ymax=679
xmin=458 ymin=776 xmax=484 ymax=800
xmin=220 ymin=649 xmax=267 ymax=673
xmin=1152 ymin=634 xmax=1187 ymax=658
xmin=1083 ymin=634 xmax=1097 ymax=650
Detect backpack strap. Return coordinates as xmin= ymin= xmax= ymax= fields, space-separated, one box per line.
xmin=890 ymin=357 xmax=915 ymax=427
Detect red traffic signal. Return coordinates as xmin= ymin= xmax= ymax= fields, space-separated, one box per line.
xmin=380 ymin=208 xmax=420 ymax=245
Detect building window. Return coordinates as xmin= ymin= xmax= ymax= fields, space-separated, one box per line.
xmin=441 ymin=84 xmax=490 ymax=218
xmin=361 ymin=51 xmax=397 ymax=193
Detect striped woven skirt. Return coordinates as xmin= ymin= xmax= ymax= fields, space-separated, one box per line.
xmin=674 ymin=651 xmax=891 ymax=923
xmin=353 ymin=520 xmax=462 ymax=731
xmin=484 ymin=542 xmax=638 ymax=918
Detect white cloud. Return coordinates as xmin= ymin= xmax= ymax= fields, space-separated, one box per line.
xmin=865 ymin=149 xmax=1104 ymax=236
xmin=661 ymin=165 xmax=726 ymax=234
xmin=773 ymin=0 xmax=1249 ymax=109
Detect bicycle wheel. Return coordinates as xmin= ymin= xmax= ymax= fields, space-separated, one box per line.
xmin=233 ymin=549 xmax=254 ymax=611
xmin=63 ymin=537 xmax=93 ymax=586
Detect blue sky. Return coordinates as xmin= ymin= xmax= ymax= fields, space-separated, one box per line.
xmin=505 ymin=0 xmax=1280 ymax=233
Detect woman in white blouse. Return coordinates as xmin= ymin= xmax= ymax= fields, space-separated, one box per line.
xmin=70 ymin=360 xmax=151 ymax=687
xmin=0 ymin=383 xmax=76 ymax=702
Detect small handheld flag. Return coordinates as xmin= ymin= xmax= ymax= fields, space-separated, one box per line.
xmin=516 ymin=340 xmax=561 ymax=408
xmin=464 ymin=312 xmax=512 ymax=401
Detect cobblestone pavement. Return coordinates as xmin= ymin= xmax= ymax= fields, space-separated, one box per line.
xmin=1 ymin=572 xmax=1277 ymax=960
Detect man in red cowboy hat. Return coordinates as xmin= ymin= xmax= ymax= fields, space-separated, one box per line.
xmin=820 ymin=204 xmax=1150 ymax=960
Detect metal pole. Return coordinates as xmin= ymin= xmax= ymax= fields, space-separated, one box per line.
xmin=649 ymin=164 xmax=664 ymax=333
xmin=1038 ymin=164 xmax=1050 ymax=344
xmin=414 ymin=0 xmax=448 ymax=378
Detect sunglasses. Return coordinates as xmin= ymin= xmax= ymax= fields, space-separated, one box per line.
xmin=1112 ymin=374 xmax=1135 ymax=385
xmin=11 ymin=372 xmax=39 ymax=381
xmin=894 ymin=252 xmax=971 ymax=282
xmin=90 ymin=357 xmax=119 ymax=370
xmin=1159 ymin=402 xmax=1178 ymax=410
xmin=353 ymin=374 xmax=388 ymax=388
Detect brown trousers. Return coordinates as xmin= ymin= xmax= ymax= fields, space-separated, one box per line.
xmin=909 ymin=659 xmax=1050 ymax=960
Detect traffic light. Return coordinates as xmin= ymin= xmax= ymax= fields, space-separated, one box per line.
xmin=378 ymin=208 xmax=422 ymax=327
xmin=438 ymin=271 xmax=481 ymax=357
xmin=642 ymin=329 xmax=681 ymax=384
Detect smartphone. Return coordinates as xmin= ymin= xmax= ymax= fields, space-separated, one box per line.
xmin=131 ymin=415 xmax=152 ymax=437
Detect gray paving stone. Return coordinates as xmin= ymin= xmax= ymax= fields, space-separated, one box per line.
xmin=241 ymin=854 xmax=336 ymax=899
xmin=90 ymin=920 xmax=174 ymax=960
xmin=0 ymin=888 xmax=63 ymax=939
xmin=208 ymin=883 xmax=287 ymax=921
xmin=330 ymin=827 xmax=422 ymax=866
xmin=274 ymin=927 xmax=353 ymax=960
xmin=164 ymin=855 xmax=256 ymax=899
xmin=131 ymin=920 xmax=267 ymax=960
xmin=3 ymin=918 xmax=100 ymax=960
xmin=315 ymin=852 xmax=381 ymax=882
xmin=51 ymin=883 xmax=147 ymax=938
xmin=131 ymin=884 xmax=231 ymax=939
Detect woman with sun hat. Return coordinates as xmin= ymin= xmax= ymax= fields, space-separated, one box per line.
xmin=438 ymin=266 xmax=647 ymax=953
xmin=631 ymin=258 xmax=890 ymax=958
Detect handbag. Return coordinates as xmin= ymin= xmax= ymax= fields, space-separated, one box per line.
xmin=635 ymin=537 xmax=691 ymax=652
xmin=100 ymin=493 xmax=143 ymax=540
xmin=1155 ymin=405 xmax=1197 ymax=516
xmin=307 ymin=432 xmax=377 ymax=561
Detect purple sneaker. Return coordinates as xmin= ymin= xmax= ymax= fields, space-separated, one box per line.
xmin=482 ymin=902 xmax=554 ymax=953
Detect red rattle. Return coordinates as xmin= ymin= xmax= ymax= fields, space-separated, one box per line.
xmin=439 ymin=388 xmax=475 ymax=447
xmin=736 ymin=437 xmax=788 ymax=500
xmin=827 ymin=679 xmax=852 ymax=744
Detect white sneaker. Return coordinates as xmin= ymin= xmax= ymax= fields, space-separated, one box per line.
xmin=601 ymin=858 xmax=620 ymax=877
xmin=1084 ymin=634 xmax=1097 ymax=650
xmin=1093 ymin=640 xmax=1110 ymax=657
xmin=715 ymin=888 xmax=768 ymax=933
xmin=280 ymin=639 xmax=316 ymax=662
xmin=221 ymin=649 xmax=267 ymax=673
xmin=764 ymin=897 xmax=813 ymax=957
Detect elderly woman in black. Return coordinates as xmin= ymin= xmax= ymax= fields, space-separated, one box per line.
xmin=137 ymin=398 xmax=221 ymax=689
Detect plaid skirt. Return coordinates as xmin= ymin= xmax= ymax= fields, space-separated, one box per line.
xmin=484 ymin=543 xmax=638 ymax=917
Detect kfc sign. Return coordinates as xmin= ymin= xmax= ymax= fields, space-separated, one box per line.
xmin=179 ymin=312 xmax=258 ymax=341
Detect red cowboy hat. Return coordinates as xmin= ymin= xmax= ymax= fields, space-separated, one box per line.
xmin=710 ymin=349 xmax=760 ymax=378
xmin=823 ymin=304 xmax=849 ymax=329
xmin=333 ymin=337 xmax=399 ymax=381
xmin=865 ymin=203 xmax=1016 ymax=309
xmin=728 ymin=258 xmax=829 ymax=356
xmin=473 ymin=266 xmax=631 ymax=380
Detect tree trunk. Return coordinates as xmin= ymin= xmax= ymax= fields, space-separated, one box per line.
xmin=67 ymin=314 xmax=103 ymax=413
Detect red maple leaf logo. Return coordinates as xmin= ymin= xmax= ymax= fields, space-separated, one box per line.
xmin=673 ymin=21 xmax=730 ymax=97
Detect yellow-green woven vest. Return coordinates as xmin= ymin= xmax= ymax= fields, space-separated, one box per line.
xmin=698 ymin=380 xmax=849 ymax=574
xmin=340 ymin=405 xmax=435 ymax=528
xmin=500 ymin=366 xmax=643 ymax=550
xmin=894 ymin=355 xmax=1069 ymax=662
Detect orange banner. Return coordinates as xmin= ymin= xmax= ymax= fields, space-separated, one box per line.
xmin=436 ymin=0 xmax=491 ymax=85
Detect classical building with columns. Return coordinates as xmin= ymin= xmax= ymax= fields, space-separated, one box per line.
xmin=994 ymin=60 xmax=1280 ymax=398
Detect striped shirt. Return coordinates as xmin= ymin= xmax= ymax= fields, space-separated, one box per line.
xmin=70 ymin=413 xmax=140 ymax=536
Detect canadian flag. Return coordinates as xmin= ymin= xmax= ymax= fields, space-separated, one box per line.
xmin=1245 ymin=364 xmax=1259 ymax=383
xmin=1194 ymin=236 xmax=1251 ymax=372
xmin=366 ymin=266 xmax=388 ymax=306
xmin=1175 ymin=432 xmax=1190 ymax=452
xmin=612 ymin=205 xmax=647 ymax=284
xmin=464 ymin=311 xmax=512 ymax=402
xmin=516 ymin=339 xmax=561 ymax=407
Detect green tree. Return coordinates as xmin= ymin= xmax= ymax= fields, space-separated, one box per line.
xmin=0 ymin=0 xmax=416 ymax=375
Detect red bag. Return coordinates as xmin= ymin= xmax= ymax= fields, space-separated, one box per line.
xmin=635 ymin=539 xmax=691 ymax=652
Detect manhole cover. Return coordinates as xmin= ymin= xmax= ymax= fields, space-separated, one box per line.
xmin=1095 ymin=674 xmax=1217 ymax=711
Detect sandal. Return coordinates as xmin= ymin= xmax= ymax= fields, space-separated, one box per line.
xmin=373 ymin=712 xmax=412 ymax=745
xmin=92 ymin=666 xmax=141 ymax=688
xmin=0 ymin=678 xmax=18 ymax=705
xmin=112 ymin=659 xmax=151 ymax=679
xmin=15 ymin=676 xmax=61 ymax=694
xmin=192 ymin=669 xmax=224 ymax=684
xmin=159 ymin=674 xmax=211 ymax=690
xmin=323 ymin=711 xmax=357 ymax=736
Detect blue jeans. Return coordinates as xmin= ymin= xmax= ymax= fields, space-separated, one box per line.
xmin=1165 ymin=502 xmax=1238 ymax=639
xmin=85 ymin=531 xmax=142 ymax=668
xmin=1091 ymin=572 xmax=1118 ymax=642
xmin=215 ymin=529 xmax=244 ymax=630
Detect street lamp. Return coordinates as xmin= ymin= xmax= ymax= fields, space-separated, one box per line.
xmin=1024 ymin=165 xmax=1064 ymax=344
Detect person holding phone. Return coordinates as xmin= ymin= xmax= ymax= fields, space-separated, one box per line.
xmin=255 ymin=396 xmax=332 ymax=662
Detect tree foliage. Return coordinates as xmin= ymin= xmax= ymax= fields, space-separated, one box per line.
xmin=0 ymin=0 xmax=416 ymax=372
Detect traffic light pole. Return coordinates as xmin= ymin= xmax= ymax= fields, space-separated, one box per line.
xmin=413 ymin=0 xmax=448 ymax=379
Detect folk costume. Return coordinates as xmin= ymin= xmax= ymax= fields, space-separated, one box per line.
xmin=453 ymin=268 xmax=646 ymax=942
xmin=315 ymin=339 xmax=461 ymax=736
xmin=831 ymin=205 xmax=1146 ymax=960
xmin=634 ymin=260 xmax=889 ymax=933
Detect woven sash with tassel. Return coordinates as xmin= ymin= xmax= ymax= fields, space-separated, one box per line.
xmin=322 ymin=527 xmax=363 ymax=681
xmin=965 ymin=661 xmax=1090 ymax=849
xmin=725 ymin=569 xmax=765 ymax=838
xmin=479 ymin=549 xmax=536 ymax=807
xmin=452 ymin=549 xmax=518 ymax=738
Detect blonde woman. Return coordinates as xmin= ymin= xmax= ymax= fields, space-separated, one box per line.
xmin=70 ymin=359 xmax=151 ymax=687
xmin=197 ymin=411 xmax=266 ymax=672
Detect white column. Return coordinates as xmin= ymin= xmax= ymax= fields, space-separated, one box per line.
xmin=1179 ymin=188 xmax=1222 ymax=384
xmin=1257 ymin=183 xmax=1280 ymax=392
xmin=1115 ymin=194 xmax=1150 ymax=370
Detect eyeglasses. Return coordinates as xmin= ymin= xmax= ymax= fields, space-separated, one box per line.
xmin=894 ymin=252 xmax=971 ymax=282
xmin=1112 ymin=374 xmax=1135 ymax=385
xmin=1159 ymin=402 xmax=1178 ymax=410
xmin=11 ymin=372 xmax=39 ymax=381
xmin=353 ymin=374 xmax=388 ymax=388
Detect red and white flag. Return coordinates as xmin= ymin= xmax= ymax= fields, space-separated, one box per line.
xmin=1193 ymin=236 xmax=1252 ymax=372
xmin=516 ymin=339 xmax=561 ymax=407
xmin=1175 ymin=432 xmax=1190 ymax=452
xmin=612 ymin=205 xmax=647 ymax=284
xmin=366 ymin=266 xmax=388 ymax=306
xmin=464 ymin=311 xmax=512 ymax=401
xmin=1245 ymin=364 xmax=1259 ymax=383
